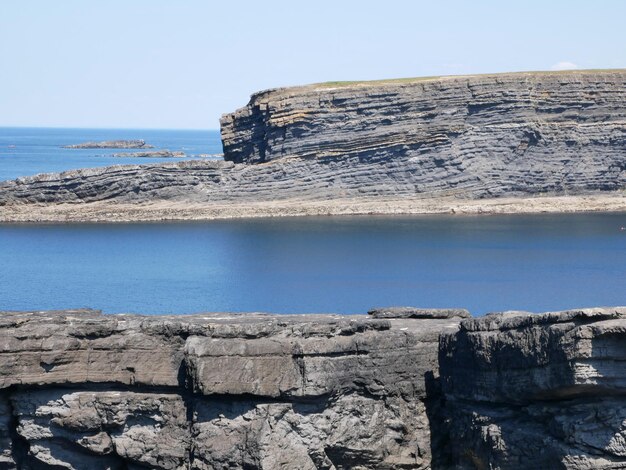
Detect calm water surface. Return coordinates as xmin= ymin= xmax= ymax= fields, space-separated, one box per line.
xmin=1 ymin=214 xmax=625 ymax=315
xmin=0 ymin=127 xmax=222 ymax=181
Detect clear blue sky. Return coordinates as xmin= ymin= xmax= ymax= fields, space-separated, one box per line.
xmin=2 ymin=0 xmax=624 ymax=129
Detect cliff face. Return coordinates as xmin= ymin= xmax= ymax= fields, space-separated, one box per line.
xmin=221 ymin=70 xmax=626 ymax=197
xmin=439 ymin=307 xmax=626 ymax=469
xmin=3 ymin=307 xmax=626 ymax=469
xmin=0 ymin=309 xmax=468 ymax=469
xmin=0 ymin=71 xmax=625 ymax=221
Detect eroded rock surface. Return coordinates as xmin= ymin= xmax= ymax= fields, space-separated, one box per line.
xmin=4 ymin=307 xmax=626 ymax=468
xmin=0 ymin=309 xmax=465 ymax=469
xmin=439 ymin=307 xmax=626 ymax=469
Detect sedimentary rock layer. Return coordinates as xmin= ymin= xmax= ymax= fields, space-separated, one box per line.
xmin=221 ymin=70 xmax=626 ymax=195
xmin=0 ymin=308 xmax=465 ymax=469
xmin=2 ymin=307 xmax=626 ymax=468
xmin=1 ymin=70 xmax=625 ymax=221
xmin=439 ymin=307 xmax=626 ymax=469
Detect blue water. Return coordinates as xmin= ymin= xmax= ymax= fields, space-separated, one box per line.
xmin=0 ymin=127 xmax=223 ymax=181
xmin=1 ymin=214 xmax=625 ymax=315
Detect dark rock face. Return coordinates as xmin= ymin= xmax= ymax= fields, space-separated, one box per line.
xmin=2 ymin=307 xmax=626 ymax=468
xmin=221 ymin=71 xmax=626 ymax=196
xmin=439 ymin=307 xmax=626 ymax=469
xmin=0 ymin=309 xmax=465 ymax=469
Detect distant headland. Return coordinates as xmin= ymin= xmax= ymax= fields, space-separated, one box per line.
xmin=2 ymin=69 xmax=625 ymax=222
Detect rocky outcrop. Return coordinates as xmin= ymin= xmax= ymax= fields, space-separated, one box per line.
xmin=111 ymin=150 xmax=186 ymax=158
xmin=0 ymin=308 xmax=465 ymax=469
xmin=439 ymin=307 xmax=626 ymax=469
xmin=368 ymin=307 xmax=471 ymax=320
xmin=63 ymin=140 xmax=154 ymax=149
xmin=2 ymin=307 xmax=626 ymax=468
xmin=220 ymin=70 xmax=626 ymax=197
xmin=1 ymin=70 xmax=624 ymax=221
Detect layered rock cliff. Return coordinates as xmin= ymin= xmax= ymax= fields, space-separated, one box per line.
xmin=439 ymin=307 xmax=626 ymax=469
xmin=1 ymin=70 xmax=625 ymax=221
xmin=0 ymin=308 xmax=469 ymax=469
xmin=2 ymin=307 xmax=626 ymax=469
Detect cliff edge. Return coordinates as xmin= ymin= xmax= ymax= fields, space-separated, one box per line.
xmin=0 ymin=308 xmax=467 ymax=469
xmin=2 ymin=307 xmax=626 ymax=469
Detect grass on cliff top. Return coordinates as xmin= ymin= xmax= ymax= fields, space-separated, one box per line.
xmin=313 ymin=69 xmax=625 ymax=89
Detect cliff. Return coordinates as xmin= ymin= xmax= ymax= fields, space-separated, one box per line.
xmin=222 ymin=71 xmax=626 ymax=194
xmin=1 ymin=70 xmax=625 ymax=222
xmin=0 ymin=308 xmax=468 ymax=469
xmin=439 ymin=307 xmax=626 ymax=469
xmin=2 ymin=307 xmax=626 ymax=469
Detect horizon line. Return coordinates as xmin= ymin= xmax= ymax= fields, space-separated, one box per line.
xmin=0 ymin=125 xmax=220 ymax=132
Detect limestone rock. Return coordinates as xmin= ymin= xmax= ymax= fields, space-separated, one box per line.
xmin=12 ymin=389 xmax=189 ymax=469
xmin=0 ymin=309 xmax=467 ymax=469
xmin=221 ymin=70 xmax=626 ymax=197
xmin=4 ymin=306 xmax=626 ymax=468
xmin=440 ymin=307 xmax=626 ymax=469
xmin=368 ymin=307 xmax=471 ymax=319
xmin=1 ymin=71 xmax=624 ymax=220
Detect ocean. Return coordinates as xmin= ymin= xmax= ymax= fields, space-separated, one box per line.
xmin=1 ymin=128 xmax=625 ymax=315
xmin=0 ymin=127 xmax=222 ymax=181
xmin=1 ymin=214 xmax=625 ymax=315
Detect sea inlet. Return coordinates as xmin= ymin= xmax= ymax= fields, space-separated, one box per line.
xmin=1 ymin=213 xmax=625 ymax=315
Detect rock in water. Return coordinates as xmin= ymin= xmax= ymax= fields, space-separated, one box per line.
xmin=63 ymin=139 xmax=154 ymax=149
xmin=111 ymin=150 xmax=186 ymax=158
xmin=368 ymin=306 xmax=471 ymax=319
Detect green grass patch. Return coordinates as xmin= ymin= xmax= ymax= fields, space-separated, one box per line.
xmin=312 ymin=69 xmax=625 ymax=89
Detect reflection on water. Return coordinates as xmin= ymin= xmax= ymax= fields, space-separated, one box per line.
xmin=1 ymin=214 xmax=625 ymax=315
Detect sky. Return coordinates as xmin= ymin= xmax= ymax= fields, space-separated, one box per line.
xmin=1 ymin=0 xmax=625 ymax=130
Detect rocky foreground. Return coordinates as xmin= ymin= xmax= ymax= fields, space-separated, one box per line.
xmin=1 ymin=70 xmax=625 ymax=222
xmin=1 ymin=306 xmax=626 ymax=469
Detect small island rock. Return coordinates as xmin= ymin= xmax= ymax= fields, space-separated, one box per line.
xmin=111 ymin=150 xmax=186 ymax=158
xmin=63 ymin=139 xmax=154 ymax=149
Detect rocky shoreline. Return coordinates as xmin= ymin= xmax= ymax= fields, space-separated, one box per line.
xmin=110 ymin=150 xmax=186 ymax=158
xmin=1 ymin=194 xmax=626 ymax=223
xmin=1 ymin=70 xmax=624 ymax=223
xmin=1 ymin=306 xmax=625 ymax=468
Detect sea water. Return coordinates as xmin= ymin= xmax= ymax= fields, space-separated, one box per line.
xmin=0 ymin=127 xmax=222 ymax=181
xmin=1 ymin=128 xmax=624 ymax=315
xmin=1 ymin=214 xmax=625 ymax=315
